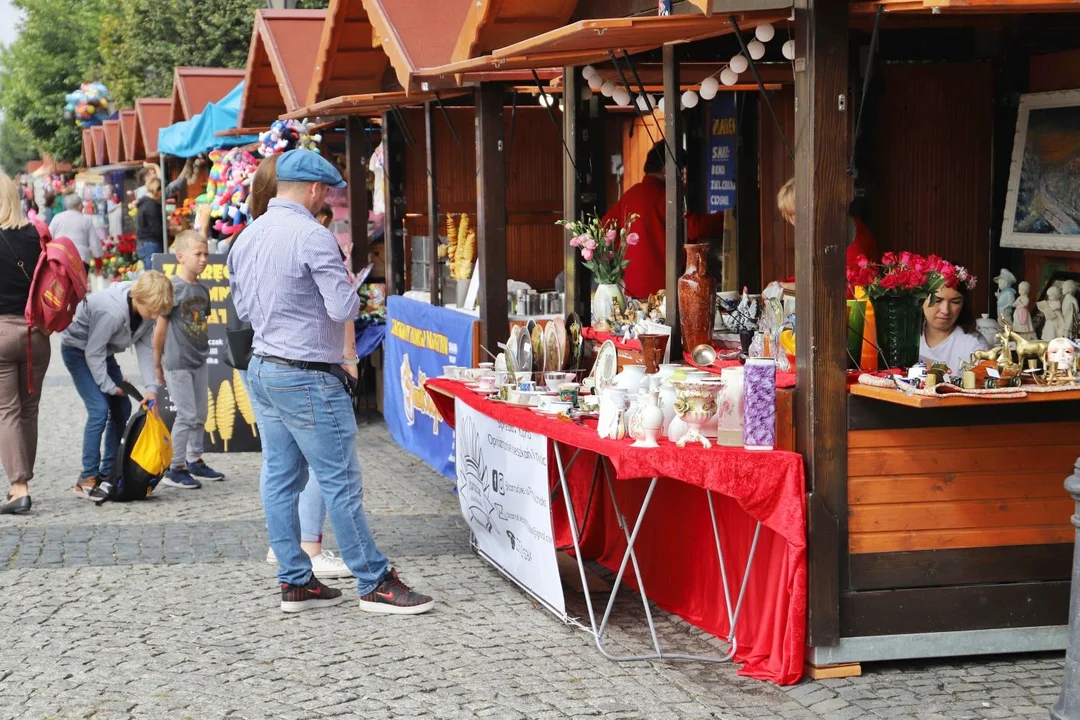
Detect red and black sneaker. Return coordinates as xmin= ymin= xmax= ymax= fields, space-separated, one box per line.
xmin=280 ymin=576 xmax=346 ymax=613
xmin=358 ymin=568 xmax=435 ymax=615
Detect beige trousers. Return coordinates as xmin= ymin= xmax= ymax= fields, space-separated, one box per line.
xmin=0 ymin=315 xmax=50 ymax=486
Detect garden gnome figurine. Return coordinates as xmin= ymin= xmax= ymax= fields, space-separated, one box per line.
xmin=1040 ymin=285 xmax=1066 ymax=342
xmin=1013 ymin=281 xmax=1035 ymax=339
xmin=1063 ymin=279 xmax=1079 ymax=340
xmin=995 ymin=269 xmax=1018 ymax=326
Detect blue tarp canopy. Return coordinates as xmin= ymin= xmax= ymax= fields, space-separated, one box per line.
xmin=157 ymin=82 xmax=258 ymax=157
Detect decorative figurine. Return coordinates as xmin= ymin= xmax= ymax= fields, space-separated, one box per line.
xmin=1012 ymin=281 xmax=1035 ymax=339
xmin=993 ymin=319 xmax=1017 ymax=367
xmin=1062 ymin=280 xmax=1079 ymax=340
xmin=1042 ymin=337 xmax=1078 ymax=385
xmin=1011 ymin=323 xmax=1049 ymax=370
xmin=1039 ymin=286 xmax=1066 ymax=342
xmin=994 ymin=269 xmax=1018 ymax=326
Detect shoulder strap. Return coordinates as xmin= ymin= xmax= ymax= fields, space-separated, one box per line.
xmin=0 ymin=226 xmax=34 ymax=283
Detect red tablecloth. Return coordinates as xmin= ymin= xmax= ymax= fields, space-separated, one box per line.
xmin=426 ymin=378 xmax=807 ymax=685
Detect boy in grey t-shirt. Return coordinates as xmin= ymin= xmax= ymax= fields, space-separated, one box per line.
xmin=153 ymin=231 xmax=224 ymax=489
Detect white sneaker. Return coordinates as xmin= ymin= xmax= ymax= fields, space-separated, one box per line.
xmin=310 ymin=550 xmax=353 ymax=580
xmin=267 ymin=547 xmax=352 ymax=579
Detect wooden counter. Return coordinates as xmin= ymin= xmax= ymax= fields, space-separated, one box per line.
xmin=839 ymin=387 xmax=1080 ymax=642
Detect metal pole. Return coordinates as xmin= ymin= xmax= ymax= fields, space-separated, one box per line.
xmin=159 ymin=154 xmax=168 ymax=255
xmin=1052 ymin=458 xmax=1080 ymax=720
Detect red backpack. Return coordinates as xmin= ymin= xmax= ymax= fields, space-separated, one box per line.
xmin=2 ymin=222 xmax=89 ymax=392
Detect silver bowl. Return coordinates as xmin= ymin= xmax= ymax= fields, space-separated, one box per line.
xmin=691 ymin=343 xmax=717 ymax=366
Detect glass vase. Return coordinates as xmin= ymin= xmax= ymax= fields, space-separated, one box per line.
xmin=871 ymin=294 xmax=923 ymax=369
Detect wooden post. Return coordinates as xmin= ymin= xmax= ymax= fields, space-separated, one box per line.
xmin=794 ymin=0 xmax=850 ymax=648
xmin=345 ymin=116 xmax=369 ymax=276
xmin=425 ymin=102 xmax=441 ymax=306
xmin=382 ymin=110 xmax=406 ymax=296
xmin=562 ymin=67 xmax=590 ymax=322
xmin=475 ymin=83 xmax=509 ymax=352
xmin=663 ymin=45 xmax=685 ymax=357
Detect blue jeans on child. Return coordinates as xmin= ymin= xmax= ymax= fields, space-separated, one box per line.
xmin=239 ymin=370 xmax=326 ymax=542
xmin=61 ymin=345 xmax=131 ymax=480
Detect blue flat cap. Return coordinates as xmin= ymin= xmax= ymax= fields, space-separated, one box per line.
xmin=276 ymin=149 xmax=346 ymax=189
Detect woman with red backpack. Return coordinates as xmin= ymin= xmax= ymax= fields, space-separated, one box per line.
xmin=0 ymin=172 xmax=50 ymax=515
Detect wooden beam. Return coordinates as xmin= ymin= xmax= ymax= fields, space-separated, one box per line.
xmin=425 ymin=102 xmax=441 ymax=306
xmin=794 ymin=0 xmax=849 ymax=648
xmin=345 ymin=116 xmax=369 ymax=276
xmin=562 ymin=68 xmax=591 ymax=323
xmin=382 ymin=110 xmax=406 ymax=296
xmin=663 ymin=45 xmax=685 ymax=357
xmin=475 ymin=83 xmax=510 ymax=353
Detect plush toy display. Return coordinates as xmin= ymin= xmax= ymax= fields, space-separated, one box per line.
xmin=64 ymin=82 xmax=112 ymax=127
xmin=258 ymin=119 xmax=321 ymax=157
xmin=195 ymin=148 xmax=259 ymax=237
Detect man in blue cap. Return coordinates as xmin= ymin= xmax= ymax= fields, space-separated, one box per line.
xmin=228 ymin=149 xmax=434 ymax=615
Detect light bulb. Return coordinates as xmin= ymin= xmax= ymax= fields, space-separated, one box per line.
xmin=729 ymin=54 xmax=749 ymax=74
xmin=699 ymin=77 xmax=719 ymax=101
xmin=748 ymin=40 xmax=766 ymax=60
xmin=720 ymin=68 xmax=739 ymax=86
xmin=539 ymin=93 xmax=553 ymax=107
xmin=657 ymin=97 xmax=666 ymax=113
xmin=601 ymin=81 xmax=615 ymax=97
xmin=612 ymin=87 xmax=631 ymax=106
xmin=681 ymin=90 xmax=699 ymax=109
xmin=755 ymin=23 xmax=775 ymax=42
xmin=588 ymin=74 xmax=603 ymax=91
xmin=636 ymin=93 xmax=655 ymax=112
xmin=580 ymin=86 xmax=593 ymax=101
xmin=582 ymin=65 xmax=597 ymax=80
xmin=782 ymin=40 xmax=796 ymax=60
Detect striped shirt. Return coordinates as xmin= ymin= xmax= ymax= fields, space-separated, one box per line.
xmin=227 ymin=198 xmax=359 ymax=364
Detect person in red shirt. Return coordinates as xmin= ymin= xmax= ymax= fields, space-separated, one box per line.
xmin=601 ymin=142 xmax=724 ymax=300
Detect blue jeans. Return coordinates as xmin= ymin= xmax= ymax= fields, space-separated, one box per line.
xmin=136 ymin=242 xmax=161 ymax=269
xmin=61 ymin=345 xmax=131 ymax=480
xmin=247 ymin=357 xmax=387 ymax=593
xmin=239 ymin=370 xmax=326 ymax=542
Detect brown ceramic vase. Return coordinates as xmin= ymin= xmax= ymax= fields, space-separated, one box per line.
xmin=638 ymin=334 xmax=669 ymax=374
xmin=677 ymin=244 xmax=716 ymax=351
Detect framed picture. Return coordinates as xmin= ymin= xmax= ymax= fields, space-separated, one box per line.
xmin=1001 ymin=89 xmax=1080 ymax=252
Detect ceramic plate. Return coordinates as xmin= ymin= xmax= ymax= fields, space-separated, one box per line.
xmin=505 ymin=326 xmax=520 ymax=376
xmin=544 ymin=322 xmax=559 ymax=376
xmin=531 ymin=323 xmax=544 ymax=367
xmin=566 ymin=312 xmax=582 ymax=371
xmin=593 ymin=339 xmax=618 ymax=392
xmin=518 ymin=326 xmax=533 ymax=374
xmin=553 ymin=317 xmax=568 ymax=371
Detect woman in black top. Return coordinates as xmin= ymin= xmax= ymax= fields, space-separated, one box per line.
xmin=0 ymin=171 xmax=50 ymax=514
xmin=135 ymin=177 xmax=164 ymax=269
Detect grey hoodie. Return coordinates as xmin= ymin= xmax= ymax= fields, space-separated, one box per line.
xmin=60 ymin=282 xmax=159 ymax=396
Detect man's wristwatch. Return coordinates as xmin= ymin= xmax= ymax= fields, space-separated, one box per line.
xmin=342 ymin=356 xmax=359 ymax=366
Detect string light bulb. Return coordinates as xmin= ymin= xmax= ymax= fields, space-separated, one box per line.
xmin=601 ymin=81 xmax=616 ymax=97
xmin=748 ymin=40 xmax=766 ymax=60
xmin=755 ymin=23 xmax=776 ymax=42
xmin=729 ymin=54 xmax=749 ymax=74
xmin=636 ymin=93 xmax=655 ymax=112
xmin=699 ymin=77 xmax=719 ymax=101
xmin=582 ymin=65 xmax=598 ymax=80
xmin=720 ymin=68 xmax=739 ymax=86
xmin=612 ymin=87 xmax=631 ymax=106
xmin=782 ymin=39 xmax=796 ymax=60
xmin=681 ymin=90 xmax=699 ymax=109
xmin=588 ymin=74 xmax=603 ymax=91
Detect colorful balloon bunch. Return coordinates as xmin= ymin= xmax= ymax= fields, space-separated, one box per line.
xmin=196 ymin=148 xmax=259 ymax=237
xmin=258 ymin=119 xmax=321 ymax=157
xmin=64 ymin=82 xmax=112 ymax=127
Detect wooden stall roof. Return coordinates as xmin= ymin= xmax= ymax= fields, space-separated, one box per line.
xmin=91 ymin=127 xmax=106 ymax=168
xmin=361 ymin=0 xmax=473 ymax=92
xmin=170 ymin=67 xmax=246 ymax=123
xmin=238 ymin=9 xmax=327 ymax=128
xmin=416 ymin=12 xmax=787 ymax=84
xmin=119 ymin=109 xmax=141 ymax=162
xmin=850 ymin=0 xmax=1080 ymax=13
xmin=135 ymin=98 xmax=171 ymax=160
xmin=103 ymin=119 xmax=123 ymax=164
xmin=307 ymin=0 xmax=388 ymax=106
xmin=81 ymin=129 xmax=93 ymax=168
xmin=452 ymin=0 xmax=579 ymax=64
xmin=283 ymin=89 xmax=467 ymax=120
xmin=687 ymin=0 xmax=794 ymax=16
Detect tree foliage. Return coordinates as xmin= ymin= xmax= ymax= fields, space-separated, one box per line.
xmin=0 ymin=116 xmax=40 ymax=176
xmin=0 ymin=0 xmax=267 ymax=164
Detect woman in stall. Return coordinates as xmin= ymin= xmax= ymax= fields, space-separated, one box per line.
xmin=919 ymin=279 xmax=989 ymax=375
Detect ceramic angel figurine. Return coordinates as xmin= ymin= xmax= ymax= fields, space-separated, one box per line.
xmin=1012 ymin=281 xmax=1035 ymax=339
xmin=1062 ymin=280 xmax=1079 ymax=339
xmin=1039 ymin=285 xmax=1066 ymax=342
xmin=995 ymin=269 xmax=1018 ymax=326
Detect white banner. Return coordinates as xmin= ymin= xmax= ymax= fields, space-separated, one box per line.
xmin=455 ymin=399 xmax=565 ymax=617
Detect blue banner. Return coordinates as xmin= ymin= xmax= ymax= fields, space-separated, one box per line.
xmin=383 ymin=296 xmax=474 ymax=478
xmin=708 ymin=95 xmax=737 ymax=212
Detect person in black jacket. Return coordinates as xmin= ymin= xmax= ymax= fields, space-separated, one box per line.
xmin=0 ymin=171 xmax=50 ymax=515
xmin=135 ymin=178 xmax=164 ymax=269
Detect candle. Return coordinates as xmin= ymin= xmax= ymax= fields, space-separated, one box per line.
xmin=743 ymin=358 xmax=776 ymax=451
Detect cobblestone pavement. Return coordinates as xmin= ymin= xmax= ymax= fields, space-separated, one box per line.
xmin=0 ymin=338 xmax=1068 ymax=719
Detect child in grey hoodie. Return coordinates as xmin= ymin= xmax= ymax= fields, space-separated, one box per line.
xmin=60 ymin=271 xmax=174 ymax=499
